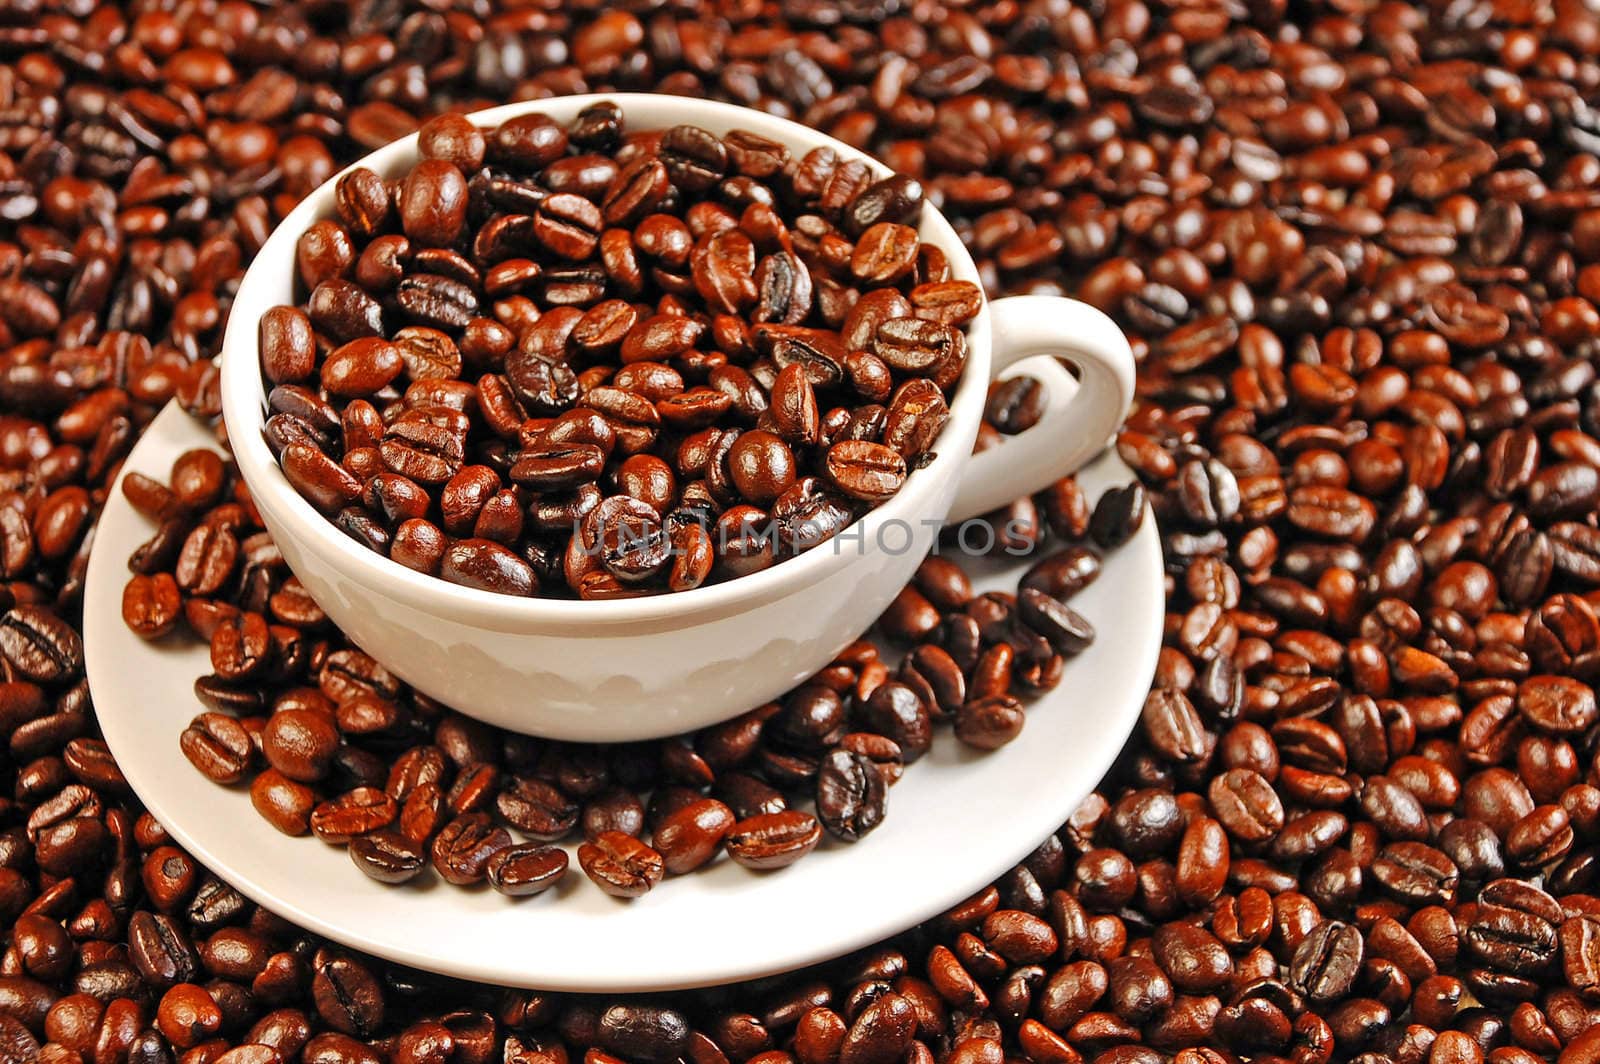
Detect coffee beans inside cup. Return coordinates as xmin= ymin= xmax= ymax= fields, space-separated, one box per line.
xmin=260 ymin=105 xmax=984 ymax=599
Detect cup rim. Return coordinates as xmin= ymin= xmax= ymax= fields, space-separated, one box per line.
xmin=220 ymin=93 xmax=994 ymax=626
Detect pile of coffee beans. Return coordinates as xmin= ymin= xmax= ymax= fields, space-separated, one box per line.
xmin=4 ymin=0 xmax=1600 ymax=1061
xmin=261 ymin=105 xmax=984 ymax=598
xmin=122 ymin=443 xmax=1117 ymax=898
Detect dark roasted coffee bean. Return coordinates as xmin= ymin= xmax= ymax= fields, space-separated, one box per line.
xmin=1021 ymin=548 xmax=1100 ymax=600
xmin=262 ymin=709 xmax=339 ymax=783
xmin=660 ymin=125 xmax=727 ymax=192
xmin=955 ymin=695 xmax=1026 ymax=750
xmin=1143 ymin=689 xmax=1210 ymax=764
xmin=129 ymin=911 xmax=199 ymax=988
xmin=180 ymin=714 xmax=254 ymax=784
xmin=122 ymin=573 xmax=183 ymax=640
xmin=349 ymin=831 xmax=427 ymax=885
xmin=651 ymin=799 xmax=735 ymax=875
xmin=311 ymin=954 xmax=384 ymax=1037
xmin=1465 ymin=879 xmax=1562 ymax=975
xmin=825 ymin=441 xmax=907 ymax=502
xmin=440 ymin=539 xmax=538 ymax=597
xmin=401 ymin=160 xmax=468 ymax=247
xmin=724 ymin=811 xmax=823 ymax=870
xmin=310 ymin=788 xmax=397 ymax=843
xmin=598 ymin=1004 xmax=692 ymax=1064
xmin=1090 ymin=483 xmax=1146 ymax=549
xmin=0 ymin=607 xmax=83 ymax=684
xmin=860 ymin=683 xmax=932 ymax=763
xmin=1018 ymin=589 xmax=1095 ymax=655
xmin=534 ymin=193 xmax=603 ymax=260
xmin=430 ymin=814 xmax=512 ymax=886
xmin=486 ymin=843 xmax=569 ymax=897
xmin=716 ymin=773 xmax=788 ymax=821
xmin=987 ymin=376 xmax=1047 ymax=435
xmin=511 ymin=445 xmax=606 ymax=491
xmin=1290 ymin=921 xmax=1363 ymax=1002
xmin=497 ymin=777 xmax=579 ymax=841
xmin=815 ymin=750 xmax=887 ymax=842
xmin=874 ymin=317 xmax=964 ymax=376
xmin=577 ymin=831 xmax=664 ymax=897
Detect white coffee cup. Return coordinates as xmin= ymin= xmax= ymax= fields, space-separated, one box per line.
xmin=219 ymin=93 xmax=1136 ymax=742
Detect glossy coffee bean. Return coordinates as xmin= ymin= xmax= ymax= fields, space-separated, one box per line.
xmin=262 ymin=111 xmax=979 ymax=601
xmin=578 ymin=831 xmax=664 ymax=897
xmin=486 ymin=843 xmax=569 ymax=897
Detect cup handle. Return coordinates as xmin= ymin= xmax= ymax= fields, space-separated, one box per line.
xmin=946 ymin=296 xmax=1137 ymax=524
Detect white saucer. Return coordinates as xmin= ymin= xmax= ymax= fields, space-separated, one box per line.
xmin=83 ymin=401 xmax=1162 ymax=992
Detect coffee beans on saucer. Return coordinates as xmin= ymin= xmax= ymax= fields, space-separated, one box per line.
xmin=122 ymin=437 xmax=1119 ymax=899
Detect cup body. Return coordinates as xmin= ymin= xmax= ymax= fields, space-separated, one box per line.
xmin=222 ymin=94 xmax=999 ymax=741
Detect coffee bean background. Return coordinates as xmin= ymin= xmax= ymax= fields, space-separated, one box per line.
xmin=3 ymin=1 xmax=1600 ymax=1063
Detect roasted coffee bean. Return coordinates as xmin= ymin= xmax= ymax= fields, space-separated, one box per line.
xmin=128 ymin=911 xmax=199 ymax=988
xmin=853 ymin=224 xmax=920 ymax=285
xmin=577 ymin=831 xmax=664 ymax=897
xmin=1370 ymin=842 xmax=1460 ymax=905
xmin=486 ymin=843 xmax=569 ymax=897
xmin=122 ymin=574 xmax=182 ymax=639
xmin=309 ymin=280 xmax=385 ymax=343
xmin=0 ymin=607 xmax=83 ymax=684
xmin=1090 ymin=484 xmax=1146 ymax=549
xmin=652 ymin=799 xmax=735 ymax=875
xmin=1290 ymin=921 xmax=1363 ymax=1003
xmin=1465 ymin=879 xmax=1562 ymax=975
xmin=1018 ymin=589 xmax=1095 ymax=655
xmin=583 ymin=788 xmax=647 ymax=843
xmin=430 ymin=814 xmax=512 ymax=886
xmin=724 ymin=811 xmax=823 ymax=870
xmin=401 ymin=160 xmax=469 ymax=247
xmin=1143 ymin=689 xmax=1210 ymax=764
xmin=322 ymin=338 xmax=403 ymax=399
xmin=815 ymin=750 xmax=887 ymax=842
xmin=715 ymin=773 xmax=788 ymax=821
xmin=1150 ymin=921 xmax=1229 ymax=994
xmin=860 ymin=683 xmax=932 ymax=763
xmin=349 ymin=831 xmax=427 ymax=885
xmin=439 ymin=539 xmax=538 ymax=596
xmin=1518 ymin=675 xmax=1598 ymax=734
xmin=1021 ymin=549 xmax=1100 ymax=601
xmin=251 ymin=771 xmax=316 ymax=836
xmin=311 ymin=954 xmax=384 ymax=1036
xmin=987 ymin=376 xmax=1047 ymax=435
xmin=310 ymin=788 xmax=397 ymax=844
xmin=336 ymin=167 xmax=394 ymax=238
xmin=597 ymin=1004 xmax=692 ymax=1063
xmin=156 ymin=983 xmax=224 ymax=1048
xmin=180 ymin=714 xmax=254 ymax=784
xmin=874 ymin=317 xmax=965 ymax=379
xmin=262 ymin=710 xmax=340 ymax=783
xmin=497 ymin=777 xmax=579 ymax=841
xmin=1562 ymin=915 xmax=1600 ymax=996
xmin=825 ymin=441 xmax=908 ymax=503
xmin=955 ymin=696 xmax=1026 ymax=750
